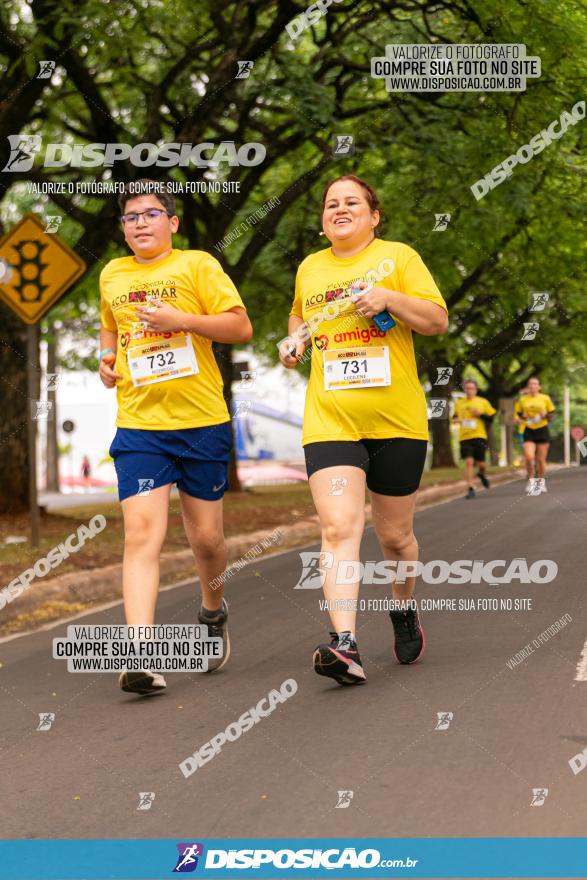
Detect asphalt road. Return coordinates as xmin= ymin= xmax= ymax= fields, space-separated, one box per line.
xmin=1 ymin=469 xmax=586 ymax=859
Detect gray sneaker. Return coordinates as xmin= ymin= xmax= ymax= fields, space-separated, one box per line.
xmin=119 ymin=669 xmax=167 ymax=696
xmin=198 ymin=599 xmax=230 ymax=672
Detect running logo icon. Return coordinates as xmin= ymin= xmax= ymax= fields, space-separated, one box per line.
xmin=173 ymin=843 xmax=204 ymax=872
xmin=435 ymin=712 xmax=453 ymax=730
xmin=530 ymin=788 xmax=548 ymax=806
xmin=434 ymin=367 xmax=453 ymax=385
xmin=44 ymin=216 xmax=62 ymax=233
xmin=294 ymin=551 xmax=333 ymax=589
xmin=236 ymin=61 xmax=254 ymax=78
xmin=529 ymin=292 xmax=549 ymax=312
xmin=233 ymin=400 xmax=252 ymax=419
xmin=2 ymin=135 xmax=42 ymax=172
xmin=526 ymin=478 xmax=542 ymax=496
xmin=136 ymin=792 xmax=155 ymax=810
xmin=333 ymin=135 xmax=355 ymax=156
xmin=37 ymin=713 xmax=55 ymax=731
xmin=335 ymin=790 xmax=354 ymax=808
xmin=31 ymin=400 xmax=53 ymax=420
xmin=433 ymin=213 xmax=451 ymax=231
xmin=428 ymin=399 xmax=448 ymax=418
xmin=37 ymin=60 xmax=56 ymax=79
xmin=522 ymin=322 xmax=539 ymax=341
xmin=235 ymin=370 xmax=257 ymax=391
xmin=137 ymin=478 xmax=155 ymax=495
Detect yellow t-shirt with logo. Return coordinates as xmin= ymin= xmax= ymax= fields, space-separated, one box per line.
xmin=514 ymin=393 xmax=555 ymax=430
xmin=100 ymin=249 xmax=245 ymax=430
xmin=289 ymin=239 xmax=447 ymax=445
xmin=453 ymin=396 xmax=496 ymax=441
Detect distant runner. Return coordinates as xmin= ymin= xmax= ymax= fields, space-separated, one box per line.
xmin=514 ymin=376 xmax=555 ymax=494
xmin=453 ymin=379 xmax=496 ymax=499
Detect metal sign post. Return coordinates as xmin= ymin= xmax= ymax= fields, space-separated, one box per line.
xmin=26 ymin=323 xmax=40 ymax=548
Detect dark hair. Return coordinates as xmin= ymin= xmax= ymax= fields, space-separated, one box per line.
xmin=321 ymin=175 xmax=382 ymax=232
xmin=118 ymin=179 xmax=176 ymax=216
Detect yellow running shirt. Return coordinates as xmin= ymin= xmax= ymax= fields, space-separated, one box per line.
xmin=100 ymin=249 xmax=246 ymax=430
xmin=290 ymin=239 xmax=447 ymax=445
xmin=453 ymin=396 xmax=496 ymax=441
xmin=514 ymin=393 xmax=555 ymax=430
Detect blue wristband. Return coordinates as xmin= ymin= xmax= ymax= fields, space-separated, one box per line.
xmin=99 ymin=348 xmax=115 ymax=360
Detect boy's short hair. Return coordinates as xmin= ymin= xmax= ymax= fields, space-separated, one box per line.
xmin=463 ymin=379 xmax=478 ymax=389
xmin=118 ymin=179 xmax=176 ymax=216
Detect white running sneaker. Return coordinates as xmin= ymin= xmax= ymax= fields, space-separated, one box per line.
xmin=539 ymin=478 xmax=547 ymax=493
xmin=119 ymin=669 xmax=167 ymax=696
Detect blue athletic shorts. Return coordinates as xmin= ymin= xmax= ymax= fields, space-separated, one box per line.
xmin=109 ymin=423 xmax=232 ymax=502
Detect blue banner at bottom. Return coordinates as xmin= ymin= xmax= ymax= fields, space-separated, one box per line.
xmin=0 ymin=838 xmax=586 ymax=879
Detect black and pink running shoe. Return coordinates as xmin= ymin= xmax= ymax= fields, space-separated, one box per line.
xmin=313 ymin=631 xmax=366 ymax=685
xmin=390 ymin=607 xmax=425 ymax=664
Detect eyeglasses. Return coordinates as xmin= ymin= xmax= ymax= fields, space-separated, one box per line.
xmin=120 ymin=208 xmax=170 ymax=225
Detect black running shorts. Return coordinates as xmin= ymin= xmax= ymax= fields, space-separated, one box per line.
xmin=523 ymin=425 xmax=550 ymax=444
xmin=303 ymin=438 xmax=428 ymax=496
xmin=460 ymin=438 xmax=487 ymax=462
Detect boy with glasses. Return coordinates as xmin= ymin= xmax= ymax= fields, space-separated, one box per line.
xmin=99 ymin=179 xmax=252 ymax=696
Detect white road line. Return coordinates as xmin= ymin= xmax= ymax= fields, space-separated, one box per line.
xmin=575 ymin=637 xmax=587 ymax=680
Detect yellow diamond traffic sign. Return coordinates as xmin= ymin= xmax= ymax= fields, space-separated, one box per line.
xmin=0 ymin=213 xmax=86 ymax=324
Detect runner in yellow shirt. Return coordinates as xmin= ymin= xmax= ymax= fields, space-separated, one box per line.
xmin=452 ymin=379 xmax=496 ymax=499
xmin=279 ymin=174 xmax=448 ymax=685
xmin=515 ymin=386 xmax=529 ymax=459
xmin=514 ymin=376 xmax=555 ymax=494
xmin=99 ymin=179 xmax=252 ymax=696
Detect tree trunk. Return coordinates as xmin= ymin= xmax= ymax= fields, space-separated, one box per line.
xmin=427 ymin=360 xmax=458 ymax=469
xmin=486 ymin=421 xmax=499 ymax=465
xmin=0 ymin=304 xmax=29 ymax=512
xmin=430 ymin=415 xmax=456 ymax=468
xmin=213 ymin=342 xmax=241 ymax=492
xmin=45 ymin=325 xmax=60 ymax=492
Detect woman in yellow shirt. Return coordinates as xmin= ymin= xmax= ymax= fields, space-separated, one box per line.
xmin=279 ymin=175 xmax=448 ymax=685
xmin=514 ymin=376 xmax=555 ymax=493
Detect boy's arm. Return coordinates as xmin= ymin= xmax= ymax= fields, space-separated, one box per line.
xmin=181 ymin=307 xmax=252 ymax=343
xmin=99 ymin=326 xmax=118 ymax=357
xmin=98 ymin=326 xmax=122 ymax=388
